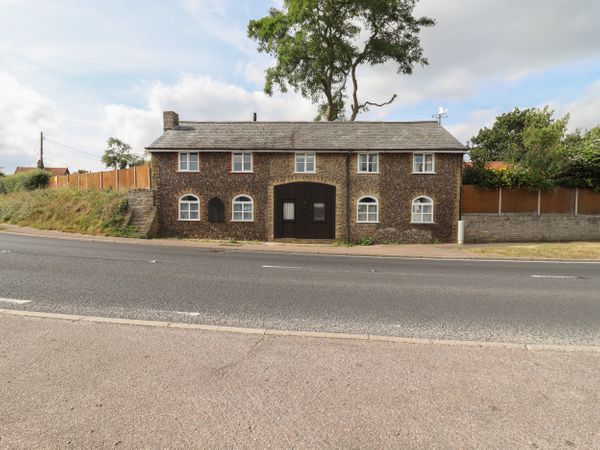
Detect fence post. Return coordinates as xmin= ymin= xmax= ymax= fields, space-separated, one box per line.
xmin=537 ymin=189 xmax=541 ymax=216
xmin=115 ymin=168 xmax=119 ymax=191
xmin=575 ymin=187 xmax=579 ymax=216
xmin=498 ymin=186 xmax=503 ymax=216
xmin=100 ymin=171 xmax=104 ymax=190
xmin=148 ymin=165 xmax=152 ymax=190
xmin=85 ymin=172 xmax=88 ymax=190
xmin=133 ymin=166 xmax=138 ymax=189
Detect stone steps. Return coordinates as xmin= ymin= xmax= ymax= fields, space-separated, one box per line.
xmin=126 ymin=190 xmax=158 ymax=238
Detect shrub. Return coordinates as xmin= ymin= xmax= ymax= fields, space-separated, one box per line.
xmin=0 ymin=170 xmax=50 ymax=194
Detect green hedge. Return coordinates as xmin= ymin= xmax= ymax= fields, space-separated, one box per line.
xmin=0 ymin=170 xmax=51 ymax=194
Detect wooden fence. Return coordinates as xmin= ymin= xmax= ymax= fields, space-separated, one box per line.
xmin=462 ymin=185 xmax=600 ymax=215
xmin=49 ymin=165 xmax=151 ymax=191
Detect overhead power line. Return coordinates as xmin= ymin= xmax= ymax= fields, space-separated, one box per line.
xmin=43 ymin=137 xmax=102 ymax=160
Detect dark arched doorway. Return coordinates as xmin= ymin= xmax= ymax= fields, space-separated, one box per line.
xmin=274 ymin=182 xmax=335 ymax=239
xmin=207 ymin=197 xmax=225 ymax=223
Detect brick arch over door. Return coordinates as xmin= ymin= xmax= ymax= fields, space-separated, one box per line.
xmin=274 ymin=182 xmax=336 ymax=239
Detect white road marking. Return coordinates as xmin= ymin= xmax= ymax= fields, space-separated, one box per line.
xmin=0 ymin=298 xmax=32 ymax=305
xmin=530 ymin=275 xmax=579 ymax=279
xmin=262 ymin=265 xmax=304 ymax=269
xmin=173 ymin=311 xmax=200 ymax=317
xmin=0 ymin=250 xmax=10 ymax=254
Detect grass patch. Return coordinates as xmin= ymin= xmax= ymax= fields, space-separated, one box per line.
xmin=0 ymin=188 xmax=143 ymax=238
xmin=466 ymin=242 xmax=600 ymax=260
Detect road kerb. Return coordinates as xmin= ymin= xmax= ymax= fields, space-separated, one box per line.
xmin=2 ymin=308 xmax=600 ymax=353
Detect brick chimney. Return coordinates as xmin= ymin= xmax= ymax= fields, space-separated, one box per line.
xmin=163 ymin=111 xmax=179 ymax=131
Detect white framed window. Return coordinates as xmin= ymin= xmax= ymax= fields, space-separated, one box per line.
xmin=357 ymin=153 xmax=379 ymax=173
xmin=179 ymin=194 xmax=200 ymax=221
xmin=411 ymin=196 xmax=434 ymax=223
xmin=232 ymin=195 xmax=254 ymax=222
xmin=357 ymin=196 xmax=379 ymax=223
xmin=295 ymin=152 xmax=316 ymax=173
xmin=178 ymin=152 xmax=199 ymax=172
xmin=232 ymin=152 xmax=253 ymax=173
xmin=413 ymin=153 xmax=435 ymax=174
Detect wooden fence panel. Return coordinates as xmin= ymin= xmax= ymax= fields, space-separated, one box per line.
xmin=462 ymin=185 xmax=498 ymax=213
xmin=135 ymin=165 xmax=151 ymax=189
xmin=117 ymin=169 xmax=132 ymax=191
xmin=87 ymin=172 xmax=101 ymax=190
xmin=578 ymin=189 xmax=600 ymax=215
xmin=102 ymin=171 xmax=116 ymax=191
xmin=67 ymin=174 xmax=78 ymax=189
xmin=501 ymin=188 xmax=538 ymax=214
xmin=541 ymin=187 xmax=575 ymax=214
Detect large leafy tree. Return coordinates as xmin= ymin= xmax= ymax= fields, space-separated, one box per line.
xmin=101 ymin=138 xmax=146 ymax=170
xmin=469 ymin=107 xmax=554 ymax=165
xmin=248 ymin=0 xmax=434 ymax=121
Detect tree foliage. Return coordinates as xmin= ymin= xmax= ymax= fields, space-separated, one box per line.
xmin=101 ymin=138 xmax=146 ymax=170
xmin=465 ymin=107 xmax=600 ymax=191
xmin=248 ymin=0 xmax=434 ymax=121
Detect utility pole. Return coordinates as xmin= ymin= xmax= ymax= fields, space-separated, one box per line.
xmin=38 ymin=131 xmax=45 ymax=169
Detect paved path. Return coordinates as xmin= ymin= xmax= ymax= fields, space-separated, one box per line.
xmin=1 ymin=233 xmax=599 ymax=345
xmin=0 ymin=223 xmax=483 ymax=259
xmin=1 ymin=314 xmax=599 ymax=448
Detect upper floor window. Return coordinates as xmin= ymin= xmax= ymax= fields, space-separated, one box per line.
xmin=179 ymin=152 xmax=199 ymax=172
xmin=232 ymin=195 xmax=254 ymax=222
xmin=295 ymin=152 xmax=316 ymax=173
xmin=413 ymin=153 xmax=435 ymax=174
xmin=179 ymin=194 xmax=200 ymax=221
xmin=357 ymin=153 xmax=379 ymax=173
xmin=232 ymin=152 xmax=253 ymax=173
xmin=411 ymin=196 xmax=434 ymax=223
xmin=357 ymin=196 xmax=379 ymax=223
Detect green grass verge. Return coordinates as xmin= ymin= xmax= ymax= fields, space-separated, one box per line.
xmin=466 ymin=242 xmax=600 ymax=260
xmin=0 ymin=188 xmax=143 ymax=238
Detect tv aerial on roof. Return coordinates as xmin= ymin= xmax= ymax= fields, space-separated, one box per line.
xmin=432 ymin=106 xmax=448 ymax=124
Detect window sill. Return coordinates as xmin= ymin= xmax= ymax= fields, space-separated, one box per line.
xmin=412 ymin=172 xmax=436 ymax=175
xmin=356 ymin=221 xmax=380 ymax=224
xmin=231 ymin=171 xmax=254 ymax=174
xmin=178 ymin=219 xmax=201 ymax=222
xmin=177 ymin=170 xmax=200 ymax=173
xmin=294 ymin=171 xmax=317 ymax=174
xmin=231 ymin=220 xmax=255 ymax=223
xmin=356 ymin=172 xmax=380 ymax=175
xmin=410 ymin=221 xmax=435 ymax=225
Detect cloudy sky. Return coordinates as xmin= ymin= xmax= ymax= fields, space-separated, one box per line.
xmin=1 ymin=0 xmax=599 ymax=173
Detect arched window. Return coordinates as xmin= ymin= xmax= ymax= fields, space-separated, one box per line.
xmin=207 ymin=197 xmax=225 ymax=223
xmin=179 ymin=194 xmax=200 ymax=221
xmin=411 ymin=196 xmax=434 ymax=223
xmin=232 ymin=195 xmax=254 ymax=222
xmin=357 ymin=196 xmax=379 ymax=223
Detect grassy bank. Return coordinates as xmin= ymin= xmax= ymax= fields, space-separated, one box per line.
xmin=0 ymin=188 xmax=142 ymax=238
xmin=466 ymin=242 xmax=600 ymax=260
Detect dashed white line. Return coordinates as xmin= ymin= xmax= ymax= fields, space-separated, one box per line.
xmin=530 ymin=275 xmax=578 ymax=279
xmin=173 ymin=311 xmax=200 ymax=317
xmin=0 ymin=298 xmax=32 ymax=305
xmin=262 ymin=265 xmax=304 ymax=269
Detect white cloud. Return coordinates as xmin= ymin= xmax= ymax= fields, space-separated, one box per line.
xmin=445 ymin=108 xmax=501 ymax=144
xmin=549 ymin=80 xmax=600 ymax=132
xmin=0 ymin=72 xmax=62 ymax=171
xmin=101 ymin=74 xmax=316 ymax=155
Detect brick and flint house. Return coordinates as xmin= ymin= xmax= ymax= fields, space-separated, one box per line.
xmin=146 ymin=111 xmax=466 ymax=243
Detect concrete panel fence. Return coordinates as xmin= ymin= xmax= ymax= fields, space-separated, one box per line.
xmin=49 ymin=165 xmax=151 ymax=191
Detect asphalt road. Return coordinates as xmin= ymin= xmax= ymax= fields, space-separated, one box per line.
xmin=1 ymin=233 xmax=599 ymax=345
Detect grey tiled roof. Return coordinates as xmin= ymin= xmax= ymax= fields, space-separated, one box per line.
xmin=147 ymin=121 xmax=466 ymax=152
